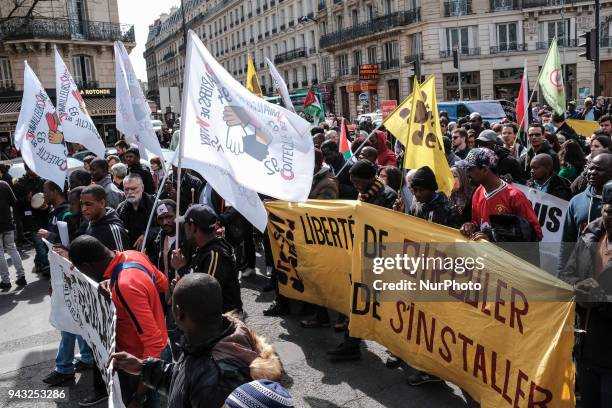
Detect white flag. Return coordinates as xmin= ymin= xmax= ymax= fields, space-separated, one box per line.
xmin=114 ymin=41 xmax=163 ymax=160
xmin=179 ymin=31 xmax=314 ymax=202
xmin=14 ymin=62 xmax=68 ymax=189
xmin=265 ymin=58 xmax=295 ymax=113
xmin=54 ymin=48 xmax=105 ymax=158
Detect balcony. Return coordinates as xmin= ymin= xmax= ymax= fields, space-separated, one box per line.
xmin=320 ymin=9 xmax=420 ymax=49
xmin=0 ymin=17 xmax=135 ymax=42
xmin=336 ymin=68 xmax=350 ymax=78
xmin=163 ymin=50 xmax=176 ymax=61
xmin=536 ymin=39 xmax=577 ymax=49
xmin=404 ymin=53 xmax=423 ymax=63
xmin=0 ymin=81 xmax=15 ymax=93
xmin=489 ymin=0 xmax=517 ymax=11
xmin=523 ymin=0 xmax=577 ymax=7
xmin=318 ymin=0 xmax=326 ymax=11
xmin=439 ymin=47 xmax=481 ymax=58
xmin=489 ymin=43 xmax=526 ymax=53
xmin=443 ymin=0 xmax=472 ymax=16
xmin=380 ymin=59 xmax=400 ymax=70
xmin=274 ymin=47 xmax=307 ymax=64
xmin=309 ymin=47 xmax=317 ymax=54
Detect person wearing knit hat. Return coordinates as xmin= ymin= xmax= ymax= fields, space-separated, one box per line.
xmin=408 ymin=166 xmax=458 ymax=229
xmin=224 ymin=380 xmax=293 ymax=408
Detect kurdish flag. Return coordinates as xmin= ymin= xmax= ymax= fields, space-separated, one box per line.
xmin=339 ymin=117 xmax=351 ymax=158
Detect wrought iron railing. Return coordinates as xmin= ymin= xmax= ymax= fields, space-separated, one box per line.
xmin=380 ymin=59 xmax=400 ymax=70
xmin=489 ymin=43 xmax=526 ymax=53
xmin=536 ymin=39 xmax=577 ymax=49
xmin=489 ymin=0 xmax=517 ymax=11
xmin=0 ymin=17 xmax=135 ymax=42
xmin=443 ymin=0 xmax=472 ymax=16
xmin=320 ymin=9 xmax=420 ymax=49
xmin=439 ymin=47 xmax=481 ymax=58
xmin=523 ymin=0 xmax=576 ymax=7
xmin=274 ymin=47 xmax=307 ymax=64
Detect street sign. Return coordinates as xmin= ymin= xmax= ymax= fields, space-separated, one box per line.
xmin=359 ymin=92 xmax=369 ymax=103
xmin=381 ymin=100 xmax=398 ymax=119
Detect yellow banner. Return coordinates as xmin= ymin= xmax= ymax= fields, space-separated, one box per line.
xmin=266 ymin=200 xmax=575 ymax=408
xmin=245 ymin=55 xmax=263 ymax=97
xmin=566 ymin=119 xmax=600 ymax=138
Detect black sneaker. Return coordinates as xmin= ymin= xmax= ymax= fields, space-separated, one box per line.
xmin=300 ymin=318 xmax=331 ymax=328
xmin=263 ymin=301 xmax=290 ymax=317
xmin=42 ymin=370 xmax=75 ymax=386
xmin=74 ymin=360 xmax=93 ymax=372
xmin=406 ymin=371 xmax=444 ymax=386
xmin=0 ymin=282 xmax=11 ymax=291
xmin=15 ymin=276 xmax=27 ymax=287
xmin=326 ymin=343 xmax=361 ymax=361
xmin=78 ymin=393 xmax=108 ymax=407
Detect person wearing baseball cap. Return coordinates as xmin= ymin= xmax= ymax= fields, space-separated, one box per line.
xmin=457 ymin=148 xmax=542 ymax=242
xmin=171 ymin=204 xmax=243 ymax=314
xmin=475 ymin=129 xmax=525 ymax=184
xmin=559 ymin=180 xmax=612 ymax=408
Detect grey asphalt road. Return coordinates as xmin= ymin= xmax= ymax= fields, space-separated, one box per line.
xmin=0 ymin=248 xmax=473 ymax=408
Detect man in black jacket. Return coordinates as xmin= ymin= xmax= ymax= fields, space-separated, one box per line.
xmin=13 ymin=166 xmax=48 ymax=274
xmin=108 ymin=273 xmax=282 ymax=408
xmin=409 ymin=166 xmax=458 ymax=228
xmin=559 ymin=181 xmax=612 ymax=408
xmin=80 ymin=185 xmax=128 ymax=251
xmin=520 ymin=124 xmax=560 ymax=180
xmin=123 ymin=147 xmax=155 ymax=195
xmin=0 ymin=179 xmax=26 ymax=290
xmin=171 ymin=204 xmax=243 ymax=314
xmin=116 ymin=173 xmax=159 ymax=251
xmin=321 ymin=140 xmax=358 ymax=199
xmin=527 ymin=154 xmax=572 ymax=201
xmin=36 ymin=180 xmax=78 ymax=246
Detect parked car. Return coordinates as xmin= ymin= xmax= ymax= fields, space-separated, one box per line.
xmin=7 ymin=157 xmax=84 ymax=180
xmin=437 ymin=100 xmax=508 ymax=124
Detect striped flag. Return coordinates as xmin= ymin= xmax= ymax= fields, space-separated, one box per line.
xmin=339 ymin=117 xmax=351 ymax=158
xmin=516 ymin=59 xmax=529 ymax=133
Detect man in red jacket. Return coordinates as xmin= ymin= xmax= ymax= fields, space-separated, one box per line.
xmin=69 ymin=235 xmax=168 ymax=407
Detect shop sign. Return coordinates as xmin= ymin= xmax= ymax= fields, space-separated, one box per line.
xmin=359 ymin=64 xmax=379 ymax=81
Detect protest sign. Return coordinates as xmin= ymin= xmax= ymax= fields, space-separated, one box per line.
xmin=178 ymin=31 xmax=314 ymax=203
xmin=14 ymin=62 xmax=68 ymax=189
xmin=514 ymin=184 xmax=569 ymax=274
xmin=266 ymin=200 xmax=576 ymax=407
xmin=54 ymin=47 xmax=105 ymax=157
xmin=48 ymin=245 xmax=123 ymax=407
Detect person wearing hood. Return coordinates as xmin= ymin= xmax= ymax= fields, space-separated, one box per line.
xmin=558 ymin=153 xmax=612 ymax=273
xmin=80 ymin=185 xmax=128 ymax=252
xmin=476 ymin=130 xmax=525 ymax=184
xmin=171 ymin=204 xmax=243 ymax=315
xmin=124 ymin=147 xmax=156 ymax=195
xmin=116 ymin=173 xmax=159 ymax=251
xmin=559 ymin=180 xmax=612 ymax=408
xmin=371 ymin=129 xmax=397 ymax=167
xmin=109 ymin=273 xmax=282 ymax=408
xmin=90 ymin=158 xmax=125 ymax=209
xmin=409 ymin=166 xmax=458 ymax=228
xmin=520 ymin=124 xmax=559 ymax=180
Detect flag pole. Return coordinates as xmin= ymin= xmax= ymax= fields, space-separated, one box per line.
xmin=335 ymin=121 xmax=385 ymax=179
xmin=140 ymin=168 xmax=171 ymax=253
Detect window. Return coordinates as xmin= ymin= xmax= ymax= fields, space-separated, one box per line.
xmin=312 ymin=63 xmax=318 ymax=80
xmin=310 ymin=30 xmax=316 ymax=51
xmin=322 ymin=56 xmax=331 ymax=79
xmin=272 ymin=13 xmax=277 ymax=29
xmin=289 ymin=5 xmax=294 ymax=23
xmin=408 ymin=33 xmax=422 ymax=56
xmin=497 ymin=23 xmax=517 ymax=51
xmin=280 ymin=9 xmax=286 ymax=25
xmin=319 ymin=21 xmax=327 ymax=35
xmin=367 ymin=45 xmax=377 ymax=64
xmin=367 ymin=5 xmax=374 ymax=20
xmin=351 ymin=9 xmax=358 ymax=26
xmin=337 ymin=53 xmax=349 ymax=76
xmin=300 ymin=33 xmax=306 ymax=48
xmin=547 ymin=20 xmax=569 ymax=46
xmin=383 ymin=0 xmax=393 ymax=14
xmin=292 ymin=68 xmax=298 ymax=85
xmin=302 ymin=66 xmax=308 ymax=83
xmin=447 ymin=27 xmax=469 ymax=53
xmin=353 ymin=50 xmax=362 ymax=69
xmin=0 ymin=58 xmax=13 ymax=88
xmin=284 ymin=70 xmax=289 ymax=84
xmin=291 ymin=37 xmax=296 ymax=49
xmin=383 ymin=41 xmax=399 ymax=62
xmin=447 ymin=0 xmax=469 ymax=16
xmin=71 ymin=55 xmax=94 ymax=85
xmin=336 ymin=14 xmax=343 ymax=31
xmin=297 ymin=0 xmax=303 ymax=16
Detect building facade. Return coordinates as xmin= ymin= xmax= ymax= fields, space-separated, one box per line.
xmin=0 ymin=0 xmax=135 ymax=154
xmin=145 ymin=0 xmax=610 ymax=120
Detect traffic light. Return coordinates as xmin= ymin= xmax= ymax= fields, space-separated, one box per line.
xmin=453 ymin=49 xmax=459 ymax=69
xmin=579 ymin=29 xmax=597 ymax=61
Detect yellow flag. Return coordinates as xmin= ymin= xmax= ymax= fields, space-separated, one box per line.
xmin=383 ymin=76 xmax=434 ymax=146
xmin=566 ymin=118 xmax=600 ymax=138
xmin=403 ymin=77 xmax=454 ymax=196
xmin=245 ymin=55 xmax=262 ymax=97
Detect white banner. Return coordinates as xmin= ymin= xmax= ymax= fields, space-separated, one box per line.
xmin=115 ymin=41 xmax=164 ymax=161
xmin=48 ymin=246 xmax=123 ymax=408
xmin=265 ymin=58 xmax=295 ymax=113
xmin=14 ymin=62 xmax=68 ymax=189
xmin=514 ymin=183 xmax=569 ymax=274
xmin=54 ymin=47 xmax=106 ymax=158
xmin=178 ymin=30 xmax=314 ymax=203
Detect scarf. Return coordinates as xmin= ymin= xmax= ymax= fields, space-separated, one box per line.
xmin=358 ymin=177 xmax=384 ymax=202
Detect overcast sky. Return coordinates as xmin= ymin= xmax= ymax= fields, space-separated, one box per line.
xmin=118 ymin=0 xmax=179 ymax=82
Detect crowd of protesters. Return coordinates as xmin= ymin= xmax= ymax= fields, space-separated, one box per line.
xmin=0 ymin=96 xmax=610 ymax=407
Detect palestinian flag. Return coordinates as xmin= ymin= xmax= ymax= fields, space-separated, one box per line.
xmin=339 ymin=117 xmax=351 ymax=158
xmin=303 ymin=85 xmax=324 ymax=119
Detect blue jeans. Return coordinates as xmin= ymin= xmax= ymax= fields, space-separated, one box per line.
xmin=31 ymin=235 xmax=49 ymax=269
xmin=55 ymin=331 xmax=94 ymax=374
